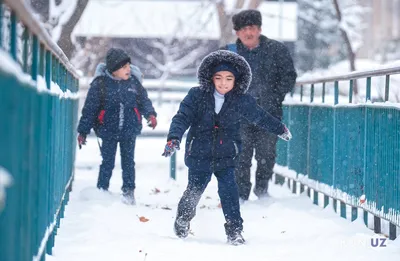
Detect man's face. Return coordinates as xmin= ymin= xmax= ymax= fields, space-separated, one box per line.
xmin=236 ymin=25 xmax=261 ymax=49
xmin=112 ymin=63 xmax=131 ymax=80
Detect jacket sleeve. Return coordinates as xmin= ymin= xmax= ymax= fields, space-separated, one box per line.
xmin=136 ymin=80 xmax=157 ymax=119
xmin=167 ymin=88 xmax=198 ymax=141
xmin=276 ymin=43 xmax=297 ymax=97
xmin=77 ymin=80 xmax=101 ymax=135
xmin=240 ymin=94 xmax=285 ymax=136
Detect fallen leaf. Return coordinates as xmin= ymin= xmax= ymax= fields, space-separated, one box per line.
xmin=151 ymin=188 xmax=161 ymax=194
xmin=205 ymin=196 xmax=212 ymax=200
xmin=281 ymin=231 xmax=286 ymax=234
xmin=161 ymin=206 xmax=172 ymax=210
xmin=189 ymin=230 xmax=195 ymax=236
xmin=217 ymin=203 xmax=222 ymax=208
xmin=200 ymin=205 xmax=206 ymax=209
xmin=164 ymin=189 xmax=170 ymax=194
xmin=138 ymin=216 xmax=149 ymax=222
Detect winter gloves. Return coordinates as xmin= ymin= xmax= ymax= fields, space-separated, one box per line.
xmin=147 ymin=115 xmax=157 ymax=129
xmin=78 ymin=134 xmax=87 ymax=149
xmin=278 ymin=125 xmax=292 ymax=141
xmin=162 ymin=139 xmax=180 ymax=157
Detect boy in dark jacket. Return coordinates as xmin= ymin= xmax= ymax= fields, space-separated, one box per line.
xmin=77 ymin=48 xmax=157 ymax=205
xmin=162 ymin=50 xmax=291 ymax=245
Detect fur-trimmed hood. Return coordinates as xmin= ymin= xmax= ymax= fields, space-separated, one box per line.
xmin=197 ymin=50 xmax=252 ymax=94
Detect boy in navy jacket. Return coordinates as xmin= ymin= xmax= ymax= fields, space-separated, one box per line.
xmin=162 ymin=50 xmax=291 ymax=245
xmin=77 ymin=48 xmax=157 ymax=205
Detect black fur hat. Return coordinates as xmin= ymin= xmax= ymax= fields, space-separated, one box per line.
xmin=232 ymin=9 xmax=262 ymax=31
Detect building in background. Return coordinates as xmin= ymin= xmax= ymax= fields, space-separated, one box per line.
xmin=72 ymin=0 xmax=298 ymax=79
xmin=358 ymin=0 xmax=400 ymax=62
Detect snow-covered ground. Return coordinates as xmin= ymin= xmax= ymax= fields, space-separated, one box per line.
xmin=47 ymin=137 xmax=400 ymax=261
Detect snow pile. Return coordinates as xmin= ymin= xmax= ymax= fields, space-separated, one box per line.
xmin=0 ymin=166 xmax=13 ymax=212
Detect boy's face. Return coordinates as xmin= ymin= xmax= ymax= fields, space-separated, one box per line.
xmin=236 ymin=25 xmax=261 ymax=50
xmin=112 ymin=63 xmax=131 ymax=80
xmin=213 ymin=71 xmax=235 ymax=95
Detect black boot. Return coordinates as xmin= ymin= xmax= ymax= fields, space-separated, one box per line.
xmin=121 ymin=190 xmax=136 ymax=205
xmin=227 ymin=232 xmax=245 ymax=245
xmin=224 ymin=222 xmax=245 ymax=245
xmin=174 ymin=217 xmax=190 ymax=238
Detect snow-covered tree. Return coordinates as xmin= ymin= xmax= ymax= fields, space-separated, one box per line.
xmin=30 ymin=0 xmax=89 ymax=58
xmin=215 ymin=0 xmax=262 ymax=46
xmin=296 ymin=0 xmax=344 ymax=73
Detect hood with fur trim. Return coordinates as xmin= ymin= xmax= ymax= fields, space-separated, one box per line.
xmin=197 ymin=50 xmax=252 ymax=94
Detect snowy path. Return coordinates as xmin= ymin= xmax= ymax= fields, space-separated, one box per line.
xmin=48 ymin=137 xmax=399 ymax=261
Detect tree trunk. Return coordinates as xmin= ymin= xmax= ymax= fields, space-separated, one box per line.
xmin=57 ymin=0 xmax=89 ymax=59
xmin=332 ymin=0 xmax=358 ymax=95
xmin=216 ymin=0 xmax=262 ymax=47
xmin=30 ymin=0 xmax=50 ymax=22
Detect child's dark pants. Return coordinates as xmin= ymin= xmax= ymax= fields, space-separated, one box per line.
xmin=97 ymin=136 xmax=136 ymax=193
xmin=176 ymin=167 xmax=243 ymax=235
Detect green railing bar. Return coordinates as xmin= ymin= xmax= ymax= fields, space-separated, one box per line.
xmin=349 ymin=79 xmax=353 ymax=103
xmin=0 ymin=0 xmax=3 ymax=47
xmin=310 ymin=84 xmax=314 ymax=103
xmin=31 ymin=35 xmax=38 ymax=81
xmin=297 ymin=66 xmax=400 ymax=85
xmin=322 ymin=82 xmax=325 ymax=103
xmin=385 ymin=75 xmax=390 ymax=102
xmin=39 ymin=44 xmax=44 ymax=76
xmin=170 ymin=153 xmax=176 ymax=180
xmin=10 ymin=10 xmax=17 ymax=60
xmin=334 ymin=81 xmax=339 ymax=105
xmin=4 ymin=0 xmax=79 ymax=78
xmin=45 ymin=50 xmax=51 ymax=89
xmin=23 ymin=28 xmax=29 ymax=73
xmin=366 ymin=77 xmax=371 ymax=101
xmin=300 ymin=85 xmax=303 ymax=102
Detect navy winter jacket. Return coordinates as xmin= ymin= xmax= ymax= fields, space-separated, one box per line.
xmin=77 ymin=64 xmax=156 ymax=139
xmin=223 ymin=35 xmax=297 ymax=118
xmin=167 ymin=50 xmax=286 ymax=172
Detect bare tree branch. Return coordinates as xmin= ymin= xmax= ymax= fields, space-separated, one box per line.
xmin=332 ymin=0 xmax=358 ymax=94
xmin=57 ymin=0 xmax=89 ymax=59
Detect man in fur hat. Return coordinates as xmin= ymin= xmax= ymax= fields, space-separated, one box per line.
xmin=223 ymin=9 xmax=297 ymax=203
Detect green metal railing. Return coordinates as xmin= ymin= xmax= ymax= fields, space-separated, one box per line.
xmin=276 ymin=65 xmax=400 ymax=239
xmin=0 ymin=1 xmax=79 ymax=261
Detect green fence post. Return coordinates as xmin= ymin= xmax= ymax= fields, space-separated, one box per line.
xmin=385 ymin=75 xmax=390 ymax=101
xmin=366 ymin=77 xmax=371 ymax=101
xmin=31 ymin=36 xmax=38 ymax=81
xmin=10 ymin=11 xmax=17 ymax=60
xmin=0 ymin=0 xmax=3 ymax=47
xmin=22 ymin=28 xmax=29 ymax=73
xmin=322 ymin=82 xmax=325 ymax=103
xmin=170 ymin=152 xmax=176 ymax=180
xmin=349 ymin=79 xmax=353 ymax=103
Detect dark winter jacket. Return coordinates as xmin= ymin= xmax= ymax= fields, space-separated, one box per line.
xmin=167 ymin=50 xmax=286 ymax=172
xmin=77 ymin=64 xmax=156 ymax=139
xmin=222 ymin=35 xmax=297 ymax=118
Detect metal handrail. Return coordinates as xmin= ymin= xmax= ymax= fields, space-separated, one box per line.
xmin=296 ymin=65 xmax=400 ymax=85
xmin=4 ymin=0 xmax=79 ymax=78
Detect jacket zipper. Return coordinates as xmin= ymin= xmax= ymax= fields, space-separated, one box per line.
xmin=233 ymin=141 xmax=239 ymax=157
xmin=188 ymin=137 xmax=195 ymax=155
